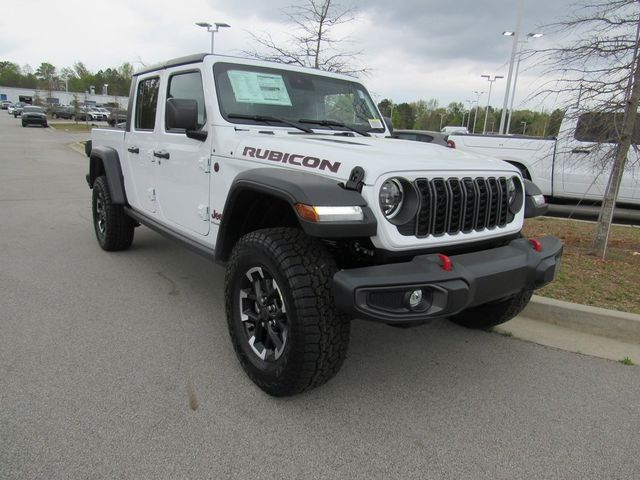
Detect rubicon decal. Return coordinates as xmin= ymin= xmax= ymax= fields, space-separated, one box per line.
xmin=242 ymin=147 xmax=341 ymax=173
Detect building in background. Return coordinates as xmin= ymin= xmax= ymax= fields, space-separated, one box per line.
xmin=0 ymin=85 xmax=128 ymax=108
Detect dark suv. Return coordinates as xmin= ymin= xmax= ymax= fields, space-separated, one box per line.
xmin=52 ymin=106 xmax=75 ymax=120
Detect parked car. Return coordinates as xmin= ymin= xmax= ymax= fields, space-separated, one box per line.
xmin=107 ymin=108 xmax=128 ymax=126
xmin=52 ymin=106 xmax=75 ymax=119
xmin=441 ymin=126 xmax=469 ymax=135
xmin=92 ymin=106 xmax=111 ymax=119
xmin=393 ymin=129 xmax=452 ymax=147
xmin=9 ymin=102 xmax=26 ymax=115
xmin=21 ymin=106 xmax=48 ymax=128
xmin=75 ymin=107 xmax=105 ymax=121
xmin=1 ymin=100 xmax=12 ymax=110
xmin=13 ymin=103 xmax=27 ymax=117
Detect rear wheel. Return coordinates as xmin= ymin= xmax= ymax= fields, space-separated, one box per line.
xmin=92 ymin=176 xmax=135 ymax=251
xmin=225 ymin=228 xmax=350 ymax=396
xmin=448 ymin=289 xmax=533 ymax=329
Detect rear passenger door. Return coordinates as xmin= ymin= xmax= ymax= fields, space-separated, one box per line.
xmin=126 ymin=75 xmax=161 ymax=213
xmin=155 ymin=67 xmax=211 ymax=236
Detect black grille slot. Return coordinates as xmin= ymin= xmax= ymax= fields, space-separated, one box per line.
xmin=432 ymin=178 xmax=448 ymax=236
xmin=399 ymin=176 xmax=513 ymax=238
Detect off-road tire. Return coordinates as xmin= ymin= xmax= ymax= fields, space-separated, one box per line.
xmin=92 ymin=176 xmax=135 ymax=251
xmin=22 ymin=122 xmax=26 ymax=127
xmin=43 ymin=122 xmax=48 ymax=128
xmin=225 ymin=228 xmax=350 ymax=396
xmin=448 ymin=288 xmax=533 ymax=329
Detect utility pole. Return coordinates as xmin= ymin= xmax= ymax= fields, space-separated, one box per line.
xmin=481 ymin=75 xmax=503 ymax=134
xmin=472 ymin=91 xmax=484 ymax=133
xmin=499 ymin=0 xmax=523 ymax=134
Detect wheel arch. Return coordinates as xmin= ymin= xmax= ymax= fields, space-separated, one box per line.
xmin=214 ymin=168 xmax=377 ymax=262
xmin=87 ymin=145 xmax=128 ymax=205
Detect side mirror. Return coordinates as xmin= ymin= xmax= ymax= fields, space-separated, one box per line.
xmin=166 ymin=98 xmax=198 ymax=131
xmin=383 ymin=116 xmax=394 ymax=136
xmin=166 ymin=98 xmax=208 ymax=141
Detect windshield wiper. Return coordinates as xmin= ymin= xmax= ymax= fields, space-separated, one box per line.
xmin=298 ymin=119 xmax=371 ymax=137
xmin=227 ymin=113 xmax=314 ymax=134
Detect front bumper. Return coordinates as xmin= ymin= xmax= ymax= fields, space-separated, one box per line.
xmin=333 ymin=236 xmax=563 ymax=324
xmin=23 ymin=116 xmax=47 ymax=124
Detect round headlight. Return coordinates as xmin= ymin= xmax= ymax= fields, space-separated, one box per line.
xmin=379 ymin=178 xmax=404 ymax=219
xmin=507 ymin=176 xmax=524 ymax=214
xmin=507 ymin=177 xmax=517 ymax=206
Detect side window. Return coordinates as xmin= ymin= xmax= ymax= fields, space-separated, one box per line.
xmin=166 ymin=71 xmax=206 ymax=130
xmin=135 ymin=77 xmax=160 ymax=130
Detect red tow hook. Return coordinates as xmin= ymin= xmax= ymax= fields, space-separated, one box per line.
xmin=437 ymin=253 xmax=452 ymax=271
xmin=529 ymin=239 xmax=542 ymax=252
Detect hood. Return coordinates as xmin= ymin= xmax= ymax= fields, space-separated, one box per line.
xmin=232 ymin=131 xmax=519 ymax=184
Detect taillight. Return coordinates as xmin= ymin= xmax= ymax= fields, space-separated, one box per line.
xmin=447 ymin=139 xmax=456 ymax=148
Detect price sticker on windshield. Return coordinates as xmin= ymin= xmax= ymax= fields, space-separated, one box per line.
xmin=227 ymin=70 xmax=292 ymax=106
xmin=368 ymin=118 xmax=384 ymax=129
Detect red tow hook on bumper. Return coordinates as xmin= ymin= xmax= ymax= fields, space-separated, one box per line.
xmin=437 ymin=253 xmax=452 ymax=271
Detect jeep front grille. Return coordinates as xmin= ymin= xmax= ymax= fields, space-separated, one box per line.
xmin=397 ymin=177 xmax=511 ymax=237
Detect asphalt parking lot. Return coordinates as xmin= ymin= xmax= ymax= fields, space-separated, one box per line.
xmin=1 ymin=112 xmax=639 ymax=479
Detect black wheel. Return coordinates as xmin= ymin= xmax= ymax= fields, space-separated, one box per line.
xmin=225 ymin=228 xmax=350 ymax=396
xmin=92 ymin=176 xmax=135 ymax=251
xmin=22 ymin=122 xmax=26 ymax=127
xmin=43 ymin=122 xmax=48 ymax=128
xmin=448 ymin=289 xmax=533 ymax=329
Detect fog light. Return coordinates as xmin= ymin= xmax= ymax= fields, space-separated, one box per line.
xmin=404 ymin=288 xmax=432 ymax=312
xmin=408 ymin=289 xmax=422 ymax=309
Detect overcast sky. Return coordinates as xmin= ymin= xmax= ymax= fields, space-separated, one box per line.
xmin=0 ymin=0 xmax=573 ymax=109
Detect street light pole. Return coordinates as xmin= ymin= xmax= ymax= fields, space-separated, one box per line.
xmin=195 ymin=22 xmax=231 ymax=53
xmin=465 ymin=100 xmax=473 ymax=129
xmin=472 ymin=90 xmax=484 ymax=134
xmin=505 ymin=33 xmax=543 ymax=134
xmin=439 ymin=113 xmax=446 ymax=131
xmin=498 ymin=0 xmax=523 ymax=134
xmin=481 ymin=75 xmax=503 ymax=135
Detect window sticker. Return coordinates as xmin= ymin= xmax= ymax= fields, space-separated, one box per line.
xmin=368 ymin=118 xmax=383 ymax=129
xmin=227 ymin=70 xmax=292 ymax=106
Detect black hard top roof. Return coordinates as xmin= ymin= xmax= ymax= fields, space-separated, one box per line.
xmin=133 ymin=53 xmax=209 ymax=76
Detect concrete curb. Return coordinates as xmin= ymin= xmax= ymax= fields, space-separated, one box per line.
xmin=68 ymin=141 xmax=87 ymax=157
xmin=522 ymin=295 xmax=640 ymax=344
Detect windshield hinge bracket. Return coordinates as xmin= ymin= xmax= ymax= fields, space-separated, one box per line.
xmin=343 ymin=166 xmax=365 ymax=193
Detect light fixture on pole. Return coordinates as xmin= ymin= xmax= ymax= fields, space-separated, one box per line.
xmin=498 ymin=0 xmax=524 ymax=135
xmin=481 ymin=75 xmax=503 ymax=135
xmin=472 ymin=90 xmax=484 ymax=133
xmin=505 ymin=32 xmax=543 ymax=134
xmin=195 ymin=21 xmax=231 ymax=54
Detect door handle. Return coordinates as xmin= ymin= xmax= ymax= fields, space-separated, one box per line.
xmin=153 ymin=150 xmax=170 ymax=159
xmin=127 ymin=147 xmax=139 ymax=154
xmin=571 ymin=148 xmax=591 ymax=154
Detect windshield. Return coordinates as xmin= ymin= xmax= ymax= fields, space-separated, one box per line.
xmin=24 ymin=106 xmax=44 ymax=113
xmin=213 ymin=62 xmax=385 ymax=133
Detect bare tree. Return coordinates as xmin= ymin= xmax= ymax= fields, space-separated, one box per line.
xmin=243 ymin=0 xmax=366 ymax=76
xmin=535 ymin=0 xmax=640 ymax=258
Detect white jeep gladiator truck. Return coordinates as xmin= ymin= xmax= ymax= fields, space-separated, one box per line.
xmin=86 ymin=54 xmax=562 ymax=396
xmin=448 ymin=111 xmax=640 ymax=206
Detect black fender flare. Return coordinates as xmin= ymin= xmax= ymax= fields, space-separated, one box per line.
xmin=87 ymin=145 xmax=128 ymax=205
xmin=215 ymin=168 xmax=377 ymax=261
xmin=523 ymin=179 xmax=548 ymax=218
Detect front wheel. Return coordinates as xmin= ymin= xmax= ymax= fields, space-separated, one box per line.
xmin=225 ymin=228 xmax=350 ymax=396
xmin=92 ymin=176 xmax=135 ymax=251
xmin=448 ymin=289 xmax=533 ymax=329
